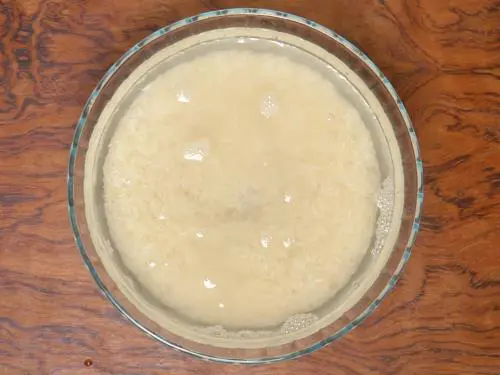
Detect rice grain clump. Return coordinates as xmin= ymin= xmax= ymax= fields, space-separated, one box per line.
xmin=103 ymin=49 xmax=381 ymax=329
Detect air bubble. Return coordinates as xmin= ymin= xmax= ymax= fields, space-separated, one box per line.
xmin=260 ymin=235 xmax=272 ymax=248
xmin=203 ymin=278 xmax=216 ymax=289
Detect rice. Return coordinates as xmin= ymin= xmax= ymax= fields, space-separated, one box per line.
xmin=103 ymin=48 xmax=381 ymax=329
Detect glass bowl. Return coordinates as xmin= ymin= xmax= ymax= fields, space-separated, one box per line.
xmin=67 ymin=8 xmax=423 ymax=364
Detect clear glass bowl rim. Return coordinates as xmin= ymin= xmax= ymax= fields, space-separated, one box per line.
xmin=67 ymin=8 xmax=424 ymax=364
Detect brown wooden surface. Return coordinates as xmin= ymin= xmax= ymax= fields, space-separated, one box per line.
xmin=1 ymin=0 xmax=500 ymax=374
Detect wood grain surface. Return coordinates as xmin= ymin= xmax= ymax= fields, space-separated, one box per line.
xmin=1 ymin=0 xmax=500 ymax=374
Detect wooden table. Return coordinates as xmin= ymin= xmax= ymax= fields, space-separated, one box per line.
xmin=1 ymin=0 xmax=500 ymax=374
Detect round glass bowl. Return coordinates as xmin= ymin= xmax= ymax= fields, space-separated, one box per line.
xmin=68 ymin=9 xmax=423 ymax=363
